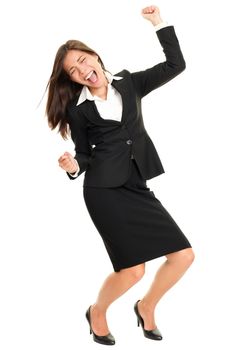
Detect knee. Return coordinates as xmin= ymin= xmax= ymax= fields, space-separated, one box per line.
xmin=121 ymin=263 xmax=145 ymax=283
xmin=180 ymin=248 xmax=195 ymax=267
xmin=184 ymin=248 xmax=195 ymax=268
xmin=168 ymin=248 xmax=195 ymax=268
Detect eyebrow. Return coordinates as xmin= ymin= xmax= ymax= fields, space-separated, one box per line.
xmin=68 ymin=55 xmax=84 ymax=73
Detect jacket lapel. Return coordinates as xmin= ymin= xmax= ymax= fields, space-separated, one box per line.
xmin=111 ymin=77 xmax=130 ymax=125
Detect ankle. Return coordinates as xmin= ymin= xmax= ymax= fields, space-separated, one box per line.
xmin=91 ymin=303 xmax=107 ymax=315
xmin=139 ymin=299 xmax=156 ymax=313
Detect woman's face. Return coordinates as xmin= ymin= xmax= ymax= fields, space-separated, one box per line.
xmin=63 ymin=49 xmax=107 ymax=89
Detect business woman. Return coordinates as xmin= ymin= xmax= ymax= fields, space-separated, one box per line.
xmin=46 ymin=5 xmax=194 ymax=346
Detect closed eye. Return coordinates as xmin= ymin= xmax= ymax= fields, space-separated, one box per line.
xmin=69 ymin=56 xmax=86 ymax=75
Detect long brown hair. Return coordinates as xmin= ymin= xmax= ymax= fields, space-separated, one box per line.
xmin=45 ymin=40 xmax=106 ymax=139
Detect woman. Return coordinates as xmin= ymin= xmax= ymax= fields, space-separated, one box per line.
xmin=46 ymin=5 xmax=194 ymax=346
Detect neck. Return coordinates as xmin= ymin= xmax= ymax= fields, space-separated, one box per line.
xmin=90 ymin=84 xmax=108 ymax=100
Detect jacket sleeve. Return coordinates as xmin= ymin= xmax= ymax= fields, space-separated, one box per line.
xmin=131 ymin=25 xmax=186 ymax=98
xmin=66 ymin=105 xmax=93 ymax=180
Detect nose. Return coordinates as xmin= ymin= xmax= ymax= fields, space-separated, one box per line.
xmin=79 ymin=64 xmax=85 ymax=75
xmin=76 ymin=60 xmax=88 ymax=75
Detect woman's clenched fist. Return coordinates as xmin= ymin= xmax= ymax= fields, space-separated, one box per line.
xmin=58 ymin=152 xmax=79 ymax=174
xmin=141 ymin=5 xmax=163 ymax=26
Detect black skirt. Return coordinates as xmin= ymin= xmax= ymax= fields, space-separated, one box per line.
xmin=83 ymin=157 xmax=192 ymax=272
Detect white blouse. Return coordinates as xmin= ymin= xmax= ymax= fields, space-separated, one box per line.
xmin=69 ymin=21 xmax=170 ymax=177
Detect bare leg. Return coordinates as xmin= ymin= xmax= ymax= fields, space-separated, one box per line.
xmin=138 ymin=247 xmax=195 ymax=330
xmin=90 ymin=263 xmax=145 ymax=335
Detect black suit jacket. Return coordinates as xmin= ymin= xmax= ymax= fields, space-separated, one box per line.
xmin=66 ymin=25 xmax=186 ymax=188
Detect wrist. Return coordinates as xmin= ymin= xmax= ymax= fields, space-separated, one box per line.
xmin=151 ymin=16 xmax=163 ymax=26
xmin=69 ymin=159 xmax=79 ymax=175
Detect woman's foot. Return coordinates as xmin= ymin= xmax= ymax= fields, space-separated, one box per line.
xmin=90 ymin=303 xmax=110 ymax=336
xmin=137 ymin=299 xmax=157 ymax=330
xmin=86 ymin=305 xmax=115 ymax=345
xmin=134 ymin=300 xmax=162 ymax=341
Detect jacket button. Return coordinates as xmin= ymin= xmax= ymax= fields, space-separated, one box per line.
xmin=126 ymin=139 xmax=132 ymax=145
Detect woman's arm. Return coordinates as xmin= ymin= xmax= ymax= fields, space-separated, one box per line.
xmin=67 ymin=113 xmax=93 ymax=179
xmin=58 ymin=103 xmax=93 ymax=180
xmin=131 ymin=5 xmax=186 ymax=98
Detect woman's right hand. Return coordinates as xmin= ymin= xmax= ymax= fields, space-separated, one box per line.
xmin=58 ymin=152 xmax=79 ymax=173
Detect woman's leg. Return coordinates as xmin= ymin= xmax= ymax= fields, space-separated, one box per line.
xmin=138 ymin=247 xmax=195 ymax=330
xmin=90 ymin=263 xmax=145 ymax=335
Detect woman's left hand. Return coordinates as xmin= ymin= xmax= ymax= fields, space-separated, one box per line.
xmin=141 ymin=5 xmax=163 ymax=26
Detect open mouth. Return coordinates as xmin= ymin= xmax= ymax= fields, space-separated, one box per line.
xmin=85 ymin=70 xmax=98 ymax=83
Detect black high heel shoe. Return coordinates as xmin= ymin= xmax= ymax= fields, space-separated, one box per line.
xmin=85 ymin=306 xmax=115 ymax=345
xmin=134 ymin=300 xmax=163 ymax=341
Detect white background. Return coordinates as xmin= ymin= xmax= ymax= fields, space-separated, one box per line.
xmin=1 ymin=0 xmax=232 ymax=349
